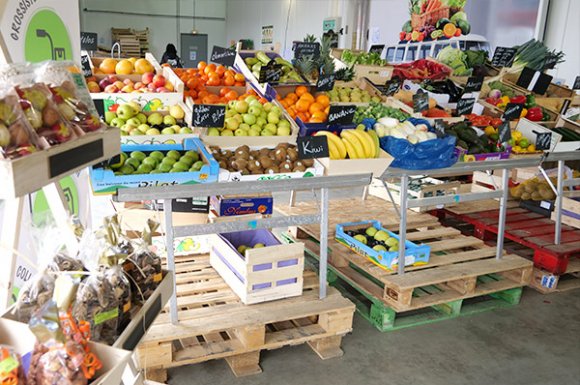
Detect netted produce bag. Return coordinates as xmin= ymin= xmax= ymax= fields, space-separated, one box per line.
xmin=0 ymin=346 xmax=26 ymax=385
xmin=510 ymin=167 xmax=574 ymax=201
xmin=34 ymin=61 xmax=103 ymax=133
xmin=0 ymin=85 xmax=41 ymax=159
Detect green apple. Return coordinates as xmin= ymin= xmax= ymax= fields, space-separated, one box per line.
xmin=161 ymin=157 xmax=177 ymax=167
xmin=373 ymin=245 xmax=387 ymax=252
xmin=243 ymin=114 xmax=256 ymax=125
xmin=251 ymin=124 xmax=261 ymax=132
xmin=248 ymin=105 xmax=262 ymax=117
xmin=146 ymin=128 xmax=161 ymax=135
xmin=267 ymin=111 xmax=280 ymax=124
xmin=110 ymin=117 xmax=126 ymax=128
xmin=353 ymin=234 xmax=367 ymax=245
xmin=126 ymin=118 xmax=142 ymax=127
xmin=264 ymin=123 xmax=277 ymax=134
xmin=233 ymin=114 xmax=243 ymax=123
xmin=136 ymin=113 xmax=147 ymax=124
xmin=225 ymin=117 xmax=240 ymax=130
xmin=161 ymin=127 xmax=176 ymax=135
xmin=136 ymin=164 xmax=153 ymax=174
xmin=253 ymin=243 xmax=265 ymax=248
xmin=150 ymin=151 xmax=164 ymax=161
xmin=185 ymin=151 xmax=199 ymax=161
xmin=256 ymin=117 xmax=267 ymax=127
xmin=125 ymin=157 xmax=140 ymax=169
xmin=248 ymin=128 xmax=260 ymax=136
xmin=207 ymin=127 xmax=221 ymax=136
xmin=128 ymin=101 xmax=141 ymax=113
xmin=260 ymin=111 xmax=268 ymax=120
xmin=147 ymin=112 xmax=163 ymax=126
xmin=271 ymin=106 xmax=282 ymax=116
xmin=129 ymin=129 xmax=144 ymax=136
xmin=235 ymin=128 xmax=248 ymax=136
xmin=172 ymin=161 xmax=189 ymax=171
xmin=385 ymin=237 xmax=399 ymax=247
xmin=261 ymin=129 xmax=274 ymax=136
xmin=191 ymin=160 xmax=204 ymax=171
xmin=104 ymin=111 xmax=116 ymax=124
xmin=221 ymin=129 xmax=234 ymax=136
xmin=130 ymin=151 xmax=146 ymax=161
xmin=365 ymin=227 xmax=378 ymax=237
xmin=179 ymin=156 xmax=194 ymax=167
xmin=167 ymin=150 xmax=181 ymax=160
xmin=237 ymin=245 xmax=248 ymax=254
xmin=277 ymin=126 xmax=291 ymax=136
xmin=179 ymin=127 xmax=193 ymax=134
xmin=119 ymin=165 xmax=134 ymax=175
xmin=157 ymin=163 xmax=172 ymax=173
xmin=163 ymin=115 xmax=177 ymax=126
xmin=149 ymin=170 xmax=162 ymax=174
xmin=116 ymin=104 xmax=137 ymax=120
xmin=278 ymin=119 xmax=291 ymax=129
xmin=142 ymin=157 xmax=158 ymax=168
xmin=120 ymin=124 xmax=134 ymax=134
xmin=235 ymin=100 xmax=248 ymax=113
xmin=137 ymin=124 xmax=150 ymax=134
xmin=225 ymin=109 xmax=236 ymax=119
xmin=263 ymin=102 xmax=273 ymax=112
xmin=374 ymin=230 xmax=390 ymax=241
xmin=245 ymin=96 xmax=257 ymax=105
xmin=239 ymin=123 xmax=250 ymax=131
xmin=227 ymin=100 xmax=237 ymax=110
xmin=388 ymin=245 xmax=399 ymax=252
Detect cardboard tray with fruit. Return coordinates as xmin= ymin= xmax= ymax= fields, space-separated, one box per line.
xmin=89 ymin=137 xmax=218 ymax=194
xmin=335 ymin=220 xmax=431 ymax=270
xmin=207 ymin=143 xmax=324 ymax=182
xmin=513 ymin=118 xmax=562 ymax=153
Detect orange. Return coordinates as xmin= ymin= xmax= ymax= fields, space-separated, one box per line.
xmin=286 ymin=92 xmax=298 ymax=103
xmin=311 ymin=111 xmax=327 ymax=122
xmin=225 ymin=90 xmax=239 ymax=101
xmin=216 ymin=65 xmax=226 ymax=76
xmin=219 ymin=87 xmax=230 ymax=96
xmin=134 ymin=58 xmax=154 ymax=74
xmin=198 ymin=90 xmax=209 ymax=99
xmin=295 ymin=99 xmax=311 ymax=113
xmin=300 ymin=92 xmax=315 ymax=103
xmin=309 ymin=102 xmax=324 ymax=114
xmin=197 ymin=61 xmax=207 ymax=71
xmin=204 ymin=63 xmax=217 ymax=75
xmin=99 ymin=58 xmax=118 ymax=74
xmin=224 ymin=76 xmax=235 ymax=86
xmin=324 ymin=106 xmax=330 ymax=114
xmin=296 ymin=112 xmax=309 ymax=122
xmin=234 ymin=73 xmax=245 ymax=82
xmin=316 ymin=94 xmax=330 ymax=107
xmin=443 ymin=23 xmax=457 ymax=38
xmin=234 ymin=82 xmax=245 ymax=86
xmin=186 ymin=78 xmax=199 ymax=90
xmin=295 ymin=85 xmax=308 ymax=97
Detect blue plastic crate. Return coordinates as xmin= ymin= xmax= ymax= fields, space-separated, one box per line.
xmin=335 ymin=220 xmax=430 ymax=270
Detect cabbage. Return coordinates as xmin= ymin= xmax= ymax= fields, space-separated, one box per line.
xmin=436 ymin=46 xmax=471 ymax=76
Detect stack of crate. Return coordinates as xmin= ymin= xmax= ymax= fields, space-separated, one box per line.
xmin=111 ymin=28 xmax=149 ymax=57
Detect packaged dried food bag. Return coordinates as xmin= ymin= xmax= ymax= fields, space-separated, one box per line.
xmin=0 ymin=87 xmax=41 ymax=159
xmin=0 ymin=346 xmax=26 ymax=385
xmin=35 ymin=61 xmax=103 ymax=133
xmin=15 ymin=270 xmax=56 ymax=323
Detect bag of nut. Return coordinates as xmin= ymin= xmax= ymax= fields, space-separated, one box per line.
xmin=0 ymin=345 xmax=26 ymax=385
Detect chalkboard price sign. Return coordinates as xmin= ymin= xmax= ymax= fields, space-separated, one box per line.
xmin=258 ymin=61 xmax=283 ymax=84
xmin=516 ymin=67 xmax=553 ymax=95
xmin=502 ymin=103 xmax=524 ymax=121
xmin=93 ymin=99 xmax=105 ymax=120
xmin=491 ymin=47 xmax=517 ymax=68
xmin=293 ymin=42 xmax=320 ymax=60
xmin=297 ymin=135 xmax=329 ymax=159
xmin=80 ymin=32 xmax=97 ymax=51
xmin=80 ymin=54 xmax=92 ymax=77
xmin=316 ymin=73 xmax=335 ymax=91
xmin=456 ymin=97 xmax=476 ymax=116
xmin=534 ymin=131 xmax=552 ymax=151
xmin=192 ymin=104 xmax=226 ymax=128
xmin=434 ymin=119 xmax=446 ymax=138
xmin=374 ymin=77 xmax=401 ymax=97
xmin=211 ymin=46 xmax=236 ymax=67
xmin=413 ymin=91 xmax=429 ymax=113
xmin=573 ymin=76 xmax=580 ymax=90
xmin=498 ymin=120 xmax=512 ymax=143
xmin=464 ymin=76 xmax=483 ymax=93
xmin=328 ymin=105 xmax=357 ymax=125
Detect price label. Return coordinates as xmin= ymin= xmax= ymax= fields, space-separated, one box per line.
xmin=93 ymin=99 xmax=105 ymax=120
xmin=516 ymin=67 xmax=553 ymax=95
xmin=297 ymin=135 xmax=329 ymax=159
xmin=534 ymin=131 xmax=552 ymax=151
xmin=81 ymin=53 xmax=92 ymax=77
xmin=560 ymin=99 xmax=571 ymax=115
xmin=192 ymin=104 xmax=226 ymax=128
xmin=573 ymin=76 xmax=580 ymax=90
xmin=464 ymin=76 xmax=483 ymax=93
xmin=374 ymin=77 xmax=401 ymax=97
xmin=293 ymin=42 xmax=320 ymax=60
xmin=210 ymin=46 xmax=236 ymax=67
xmin=81 ymin=32 xmax=97 ymax=51
xmin=258 ymin=60 xmax=283 ymax=84
xmin=434 ymin=119 xmax=447 ymax=138
xmin=369 ymin=44 xmax=385 ymax=54
xmin=316 ymin=73 xmax=335 ymax=91
xmin=498 ymin=120 xmax=512 ymax=143
xmin=328 ymin=105 xmax=356 ymax=125
xmin=502 ymin=103 xmax=524 ymax=121
xmin=413 ymin=91 xmax=429 ymax=113
xmin=456 ymin=97 xmax=476 ymax=116
xmin=491 ymin=47 xmax=517 ymax=68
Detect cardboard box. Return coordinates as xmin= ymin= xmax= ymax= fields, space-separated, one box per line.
xmin=0 ymin=318 xmax=131 ymax=385
xmin=318 ymin=148 xmax=393 ymax=177
xmin=112 ymin=201 xmax=208 ymax=230
xmin=145 ymin=197 xmax=210 ymax=213
xmin=210 ymin=194 xmax=273 ymax=216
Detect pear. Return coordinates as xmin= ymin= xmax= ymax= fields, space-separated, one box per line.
xmin=365 ymin=227 xmax=378 ymax=237
xmin=353 ymin=234 xmax=367 ymax=245
xmin=374 ymin=230 xmax=390 ymax=242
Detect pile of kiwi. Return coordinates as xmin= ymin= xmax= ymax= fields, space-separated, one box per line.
xmin=209 ymin=143 xmax=314 ymax=175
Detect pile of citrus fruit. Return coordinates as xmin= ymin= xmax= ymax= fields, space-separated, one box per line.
xmin=173 ymin=62 xmax=246 ymax=104
xmin=278 ymin=86 xmax=330 ymax=123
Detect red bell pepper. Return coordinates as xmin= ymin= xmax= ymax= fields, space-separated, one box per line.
xmin=485 ymin=97 xmax=500 ymax=106
xmin=526 ymin=106 xmax=543 ymax=121
xmin=510 ymin=95 xmax=527 ymax=104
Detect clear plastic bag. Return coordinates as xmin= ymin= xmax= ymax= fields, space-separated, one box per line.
xmin=15 ymin=270 xmax=56 ymax=323
xmin=0 ymin=89 xmax=41 ymax=159
xmin=0 ymin=345 xmax=26 ymax=385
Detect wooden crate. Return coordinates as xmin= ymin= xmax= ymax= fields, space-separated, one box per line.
xmin=552 ymin=197 xmax=580 ymax=229
xmin=334 ymin=77 xmax=388 ymax=103
xmin=530 ymin=258 xmax=580 ymax=294
xmin=209 ymin=231 xmax=304 ymax=304
xmin=369 ymin=176 xmax=461 ymax=212
xmin=136 ymin=254 xmax=354 ymax=380
xmin=353 ymin=64 xmax=393 ymax=84
xmin=502 ymin=72 xmax=575 ymax=98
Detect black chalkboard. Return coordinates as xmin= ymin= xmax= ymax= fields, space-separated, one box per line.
xmin=516 ymin=67 xmax=553 ymax=95
xmin=297 ymin=135 xmax=329 ymax=159
xmin=534 ymin=131 xmax=552 ymax=151
xmin=464 ymin=76 xmax=483 ymax=93
xmin=293 ymin=42 xmax=321 ymax=60
xmin=211 ymin=46 xmax=236 ymax=67
xmin=80 ymin=32 xmax=97 ymax=51
xmin=502 ymin=103 xmax=524 ymax=121
xmin=81 ymin=54 xmax=92 ymax=77
xmin=122 ymin=296 xmax=161 ymax=350
xmin=192 ymin=104 xmax=226 ymax=128
xmin=316 ymin=73 xmax=335 ymax=91
xmin=369 ymin=45 xmax=385 ymax=54
xmin=413 ymin=91 xmax=429 ymax=113
xmin=328 ymin=105 xmax=357 ymax=125
xmin=491 ymin=47 xmax=517 ymax=68
xmin=456 ymin=98 xmax=475 ymax=116
xmin=259 ymin=61 xmax=283 ymax=84
xmin=573 ymin=76 xmax=580 ymax=90
xmin=373 ymin=77 xmax=401 ymax=97
xmin=49 ymin=139 xmax=103 ymax=178
xmin=93 ymin=99 xmax=105 ymax=120
xmin=543 ymin=56 xmax=559 ymax=70
xmin=498 ymin=120 xmax=512 ymax=143
xmin=434 ymin=119 xmax=446 ymax=138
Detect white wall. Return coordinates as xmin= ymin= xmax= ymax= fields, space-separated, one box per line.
xmin=79 ymin=0 xmax=227 ymax=59
xmin=367 ymin=0 xmax=409 ymax=49
xmin=543 ymin=0 xmax=579 ymax=86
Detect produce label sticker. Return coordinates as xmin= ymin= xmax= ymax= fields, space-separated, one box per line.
xmin=541 ymin=274 xmax=556 ymax=289
xmin=297 ymin=135 xmax=329 ymax=159
xmin=0 ymin=357 xmax=19 ymax=373
xmin=491 ymin=47 xmax=517 ymax=68
xmin=456 ymin=97 xmax=475 ymax=116
xmin=328 ymin=105 xmax=356 ymax=124
xmin=464 ymin=76 xmax=483 ymax=93
xmin=502 ymin=103 xmax=524 ymax=121
xmin=413 ymin=91 xmax=429 ymax=113
xmin=316 ymin=73 xmax=335 ymax=91
xmin=211 ymin=45 xmax=236 ymax=67
xmin=368 ymin=44 xmax=385 ymax=54
xmin=293 ymin=42 xmax=320 ymax=60
xmin=192 ymin=104 xmax=226 ymax=128
xmin=534 ymin=131 xmax=552 ymax=151
xmin=94 ymin=308 xmax=119 ymax=325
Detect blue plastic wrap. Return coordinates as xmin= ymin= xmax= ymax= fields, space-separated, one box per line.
xmin=378 ymin=118 xmax=458 ymax=170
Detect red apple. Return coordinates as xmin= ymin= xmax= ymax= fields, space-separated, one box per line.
xmin=123 ymin=78 xmax=134 ymax=85
xmin=142 ymin=72 xmax=154 ymax=85
xmin=156 ymin=87 xmax=169 ymax=93
xmin=134 ymin=82 xmax=144 ymax=90
xmin=152 ymin=74 xmax=166 ymax=88
xmin=104 ymin=84 xmax=119 ymax=93
xmin=87 ymin=81 xmax=101 ymax=93
xmin=147 ymin=83 xmax=157 ymax=91
xmin=106 ymin=74 xmax=118 ymax=83
xmin=98 ymin=78 xmax=111 ymax=89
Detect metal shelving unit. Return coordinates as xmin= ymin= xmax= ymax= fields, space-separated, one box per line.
xmin=114 ymin=173 xmax=373 ymax=325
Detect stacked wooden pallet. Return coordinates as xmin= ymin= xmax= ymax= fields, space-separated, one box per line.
xmin=111 ymin=28 xmax=149 ymax=57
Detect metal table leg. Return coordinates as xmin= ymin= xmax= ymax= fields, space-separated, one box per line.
xmin=164 ymin=199 xmax=178 ymax=325
xmin=397 ymin=174 xmax=409 ymax=275
xmin=319 ymin=188 xmax=329 ymax=298
xmin=496 ymin=169 xmax=509 ymax=260
xmin=555 ymin=160 xmax=564 ymax=245
xmin=289 ymin=190 xmax=296 ymax=207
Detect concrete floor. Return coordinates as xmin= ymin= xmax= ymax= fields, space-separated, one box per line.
xmin=168 ymin=288 xmax=580 ymax=385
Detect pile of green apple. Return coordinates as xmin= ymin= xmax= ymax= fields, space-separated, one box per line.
xmin=236 ymin=243 xmax=265 ymax=255
xmin=105 ymin=101 xmax=193 ymax=136
xmin=347 ymin=226 xmax=400 ymax=252
xmin=107 ymin=149 xmax=204 ymax=175
xmin=206 ymin=96 xmax=292 ymax=137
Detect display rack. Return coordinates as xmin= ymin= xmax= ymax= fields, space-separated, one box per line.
xmin=114 ymin=173 xmax=373 ymax=325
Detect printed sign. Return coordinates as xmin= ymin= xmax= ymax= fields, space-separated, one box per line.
xmin=328 ymin=105 xmax=356 ymax=125
xmin=573 ymin=76 xmax=580 ymax=90
xmin=374 ymin=77 xmax=401 ymax=97
xmin=502 ymin=103 xmax=524 ymax=121
xmin=491 ymin=47 xmax=517 ymax=68
xmin=434 ymin=119 xmax=446 ymax=138
xmin=192 ymin=104 xmax=226 ymax=128
xmin=543 ymin=56 xmax=559 ymax=70
xmin=210 ymin=45 xmax=236 ymax=67
xmin=413 ymin=91 xmax=429 ymax=113
xmin=316 ymin=73 xmax=335 ymax=91
xmin=80 ymin=32 xmax=97 ymax=51
xmin=261 ymin=25 xmax=273 ymax=45
xmin=297 ymin=135 xmax=329 ymax=159
xmin=293 ymin=42 xmax=320 ymax=60
xmin=456 ymin=97 xmax=476 ymax=116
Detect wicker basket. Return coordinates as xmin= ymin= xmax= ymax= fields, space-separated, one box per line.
xmin=411 ymin=6 xmax=450 ymax=29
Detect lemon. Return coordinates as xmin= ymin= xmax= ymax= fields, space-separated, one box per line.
xmin=513 ymin=145 xmax=522 ymax=153
xmin=527 ymin=144 xmax=536 ymax=152
xmin=512 ymin=130 xmax=523 ymax=141
xmin=484 ymin=126 xmax=496 ymax=136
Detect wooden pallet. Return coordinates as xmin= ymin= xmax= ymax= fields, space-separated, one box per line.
xmin=136 ymin=254 xmax=354 ymax=381
xmin=530 ymin=258 xmax=580 ymax=294
xmin=276 ymin=198 xmax=532 ymax=331
xmin=440 ymin=205 xmax=580 ymax=274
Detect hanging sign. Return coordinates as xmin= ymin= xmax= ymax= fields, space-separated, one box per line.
xmin=316 ymin=73 xmax=335 ymax=91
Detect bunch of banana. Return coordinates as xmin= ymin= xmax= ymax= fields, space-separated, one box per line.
xmin=314 ymin=126 xmax=380 ymax=160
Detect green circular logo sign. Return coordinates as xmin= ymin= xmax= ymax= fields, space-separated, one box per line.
xmin=25 ymin=9 xmax=72 ymax=62
xmin=33 ymin=176 xmax=79 ymax=225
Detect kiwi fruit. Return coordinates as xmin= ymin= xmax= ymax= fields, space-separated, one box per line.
xmin=239 ymin=168 xmax=250 ymax=175
xmin=218 ymin=160 xmax=228 ymax=169
xmin=264 ymin=166 xmax=279 ymax=174
xmin=531 ymin=191 xmax=542 ymax=201
xmin=293 ymin=165 xmax=306 ymax=172
xmin=274 ymin=148 xmax=287 ymax=162
xmin=236 ymin=145 xmax=249 ymax=153
xmin=521 ymin=192 xmax=531 ymax=200
xmin=235 ymin=149 xmax=249 ymax=159
xmin=279 ymin=161 xmax=293 ymax=172
xmin=259 ymin=148 xmax=271 ymax=157
xmin=251 ymin=167 xmax=264 ymax=175
xmin=222 ymin=150 xmax=234 ymax=158
xmin=302 ymin=159 xmax=314 ymax=167
xmin=250 ymin=150 xmax=260 ymax=158
xmin=231 ymin=158 xmax=248 ymax=171
xmin=259 ymin=157 xmax=273 ymax=168
xmin=287 ymin=147 xmax=298 ymax=161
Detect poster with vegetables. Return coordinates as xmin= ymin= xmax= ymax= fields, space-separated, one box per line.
xmin=401 ymin=0 xmax=471 ymax=42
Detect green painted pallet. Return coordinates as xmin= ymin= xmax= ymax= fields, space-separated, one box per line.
xmin=281 ymin=232 xmax=524 ymax=332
